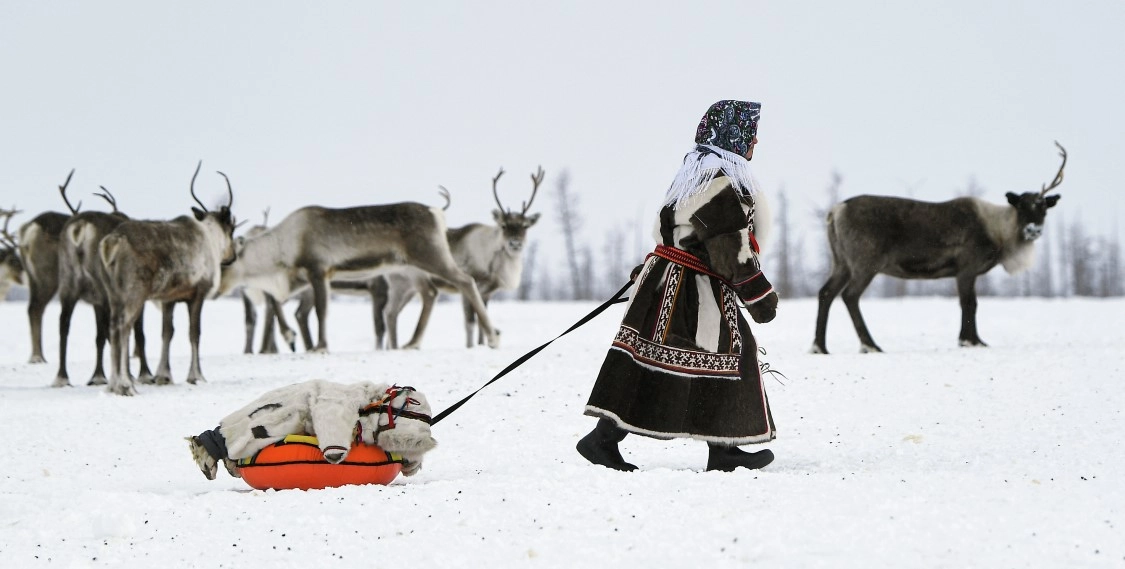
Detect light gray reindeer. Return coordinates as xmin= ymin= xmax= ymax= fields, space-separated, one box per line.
xmin=371 ymin=166 xmax=543 ymax=349
xmin=234 ymin=208 xmax=297 ymax=354
xmin=0 ymin=208 xmax=24 ymax=300
xmin=811 ymin=141 xmax=1066 ymax=354
xmin=217 ymin=191 xmax=500 ymax=353
xmin=17 ymin=170 xmax=78 ymax=363
xmin=99 ymin=162 xmax=236 ymax=395
xmin=54 ymin=187 xmax=154 ymax=387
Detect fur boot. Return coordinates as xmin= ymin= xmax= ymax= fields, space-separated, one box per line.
xmin=706 ymin=444 xmax=774 ymax=472
xmin=577 ymin=418 xmax=636 ymax=471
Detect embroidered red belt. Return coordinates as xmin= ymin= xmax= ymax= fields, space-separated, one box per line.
xmin=649 ymin=245 xmax=725 ymax=281
xmin=648 ymin=245 xmax=763 ymax=289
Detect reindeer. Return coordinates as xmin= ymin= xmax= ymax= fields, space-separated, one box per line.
xmin=16 ymin=170 xmax=78 ymax=363
xmin=99 ymin=162 xmax=236 ymax=395
xmin=0 ymin=208 xmax=24 ymax=300
xmin=371 ymin=166 xmax=543 ymax=349
xmin=53 ymin=188 xmax=155 ymax=387
xmin=811 ymin=142 xmax=1066 ymax=354
xmin=218 ymin=189 xmax=500 ymax=353
xmin=234 ymin=208 xmax=297 ymax=354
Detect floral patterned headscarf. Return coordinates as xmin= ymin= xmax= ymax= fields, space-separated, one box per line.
xmin=694 ymin=100 xmax=761 ymax=157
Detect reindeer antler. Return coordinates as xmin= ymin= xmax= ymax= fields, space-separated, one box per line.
xmin=492 ymin=167 xmax=507 ymax=213
xmin=190 ymin=160 xmax=206 ymax=211
xmin=95 ymin=186 xmax=119 ymax=213
xmin=0 ymin=207 xmax=21 ymax=249
xmin=523 ymin=166 xmax=544 ymax=215
xmin=437 ymin=186 xmax=452 ymax=211
xmin=58 ymin=168 xmax=80 ymax=214
xmin=1040 ymin=141 xmax=1067 ymax=196
xmin=261 ymin=207 xmax=270 ymax=226
xmin=216 ymin=170 xmax=234 ymax=209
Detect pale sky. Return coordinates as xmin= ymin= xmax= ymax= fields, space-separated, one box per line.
xmin=2 ymin=1 xmax=1121 ymax=266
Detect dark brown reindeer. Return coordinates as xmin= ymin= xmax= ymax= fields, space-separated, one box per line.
xmin=16 ymin=170 xmax=78 ymax=363
xmin=811 ymin=142 xmax=1066 ymax=354
xmin=53 ymin=187 xmax=155 ymax=387
xmin=0 ymin=208 xmax=24 ymax=300
xmin=218 ymin=190 xmax=500 ymax=353
xmin=371 ymin=166 xmax=543 ymax=349
xmin=99 ymin=162 xmax=236 ymax=395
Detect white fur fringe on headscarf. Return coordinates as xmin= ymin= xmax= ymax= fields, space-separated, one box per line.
xmin=663 ymin=144 xmax=761 ymax=210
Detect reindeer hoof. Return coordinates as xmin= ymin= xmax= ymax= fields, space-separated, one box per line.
xmin=108 ymin=384 xmax=138 ymax=397
xmin=86 ymin=375 xmax=107 ymax=386
xmin=809 ymin=343 xmax=828 ymax=355
xmin=29 ymin=355 xmax=46 ymax=364
xmin=51 ymin=377 xmax=72 ymax=388
xmin=859 ymin=344 xmax=883 ymax=353
xmin=151 ymin=375 xmax=173 ymax=386
xmin=958 ymin=339 xmax=988 ymax=348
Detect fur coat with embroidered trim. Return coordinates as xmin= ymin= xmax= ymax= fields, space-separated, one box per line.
xmin=584 ymin=175 xmax=777 ymax=445
xmin=217 ymin=379 xmax=437 ymax=476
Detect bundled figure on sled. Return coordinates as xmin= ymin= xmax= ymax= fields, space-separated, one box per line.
xmin=187 ymin=380 xmax=437 ymax=482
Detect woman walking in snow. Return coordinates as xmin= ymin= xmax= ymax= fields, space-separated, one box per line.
xmin=578 ymin=99 xmax=780 ymax=472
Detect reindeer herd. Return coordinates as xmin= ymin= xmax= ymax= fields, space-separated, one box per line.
xmin=1 ymin=142 xmax=1069 ymax=395
xmin=1 ymin=163 xmax=543 ymax=396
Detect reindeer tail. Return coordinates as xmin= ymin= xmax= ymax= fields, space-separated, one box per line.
xmin=98 ymin=234 xmax=122 ymax=270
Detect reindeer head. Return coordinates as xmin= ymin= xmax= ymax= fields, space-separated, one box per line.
xmin=0 ymin=208 xmax=24 ymax=290
xmin=490 ymin=166 xmax=543 ymax=254
xmin=189 ymin=161 xmax=238 ymax=265
xmin=1006 ymin=141 xmax=1065 ymax=241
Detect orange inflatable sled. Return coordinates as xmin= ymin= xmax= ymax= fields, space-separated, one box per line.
xmin=236 ymin=434 xmax=404 ymax=490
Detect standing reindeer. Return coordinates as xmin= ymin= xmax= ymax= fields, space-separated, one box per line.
xmin=234 ymin=208 xmax=297 ymax=354
xmin=17 ymin=170 xmax=78 ymax=363
xmin=811 ymin=141 xmax=1066 ymax=354
xmin=371 ymin=166 xmax=543 ymax=349
xmin=0 ymin=209 xmax=24 ymax=300
xmin=218 ymin=192 xmax=500 ymax=353
xmin=99 ymin=162 xmax=236 ymax=395
xmin=54 ymin=188 xmax=154 ymax=387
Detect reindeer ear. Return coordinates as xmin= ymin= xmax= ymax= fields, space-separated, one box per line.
xmin=192 ymin=207 xmax=206 ymax=221
xmin=1044 ymin=195 xmax=1061 ymax=208
xmin=526 ymin=213 xmax=541 ymax=226
xmin=492 ymin=209 xmax=505 ymax=224
xmin=1005 ymin=192 xmax=1020 ymax=206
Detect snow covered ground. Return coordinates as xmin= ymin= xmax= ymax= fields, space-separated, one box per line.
xmin=0 ymin=293 xmax=1122 ymax=568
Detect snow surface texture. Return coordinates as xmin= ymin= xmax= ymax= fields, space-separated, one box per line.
xmin=0 ymin=295 xmax=1122 ymax=568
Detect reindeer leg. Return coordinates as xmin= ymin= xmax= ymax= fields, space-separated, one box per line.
xmin=402 ymin=284 xmax=436 ymax=351
xmin=812 ymin=268 xmax=850 ymax=355
xmin=386 ymin=286 xmax=416 ymax=350
xmin=259 ymin=296 xmax=279 ymax=354
xmin=26 ymin=281 xmax=53 ymax=364
xmin=241 ymin=291 xmax=257 ymax=354
xmin=476 ymin=294 xmax=492 ymax=346
xmin=152 ymin=302 xmax=176 ymax=385
xmin=266 ymin=294 xmax=297 ymax=352
xmin=295 ymin=289 xmax=315 ymax=352
xmin=956 ymin=273 xmax=987 ymax=347
xmin=309 ymin=273 xmax=330 ymax=353
xmin=133 ymin=303 xmax=153 ymax=382
xmin=840 ymin=270 xmax=882 ymax=353
xmin=460 ymin=296 xmax=476 ymax=348
xmin=185 ymin=294 xmax=206 ymax=384
xmin=371 ymin=279 xmax=388 ymax=350
xmin=107 ymin=303 xmax=140 ymax=396
xmin=267 ymin=292 xmax=294 ymax=350
xmin=88 ymin=303 xmax=110 ymax=386
xmin=52 ymin=294 xmax=78 ymax=388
